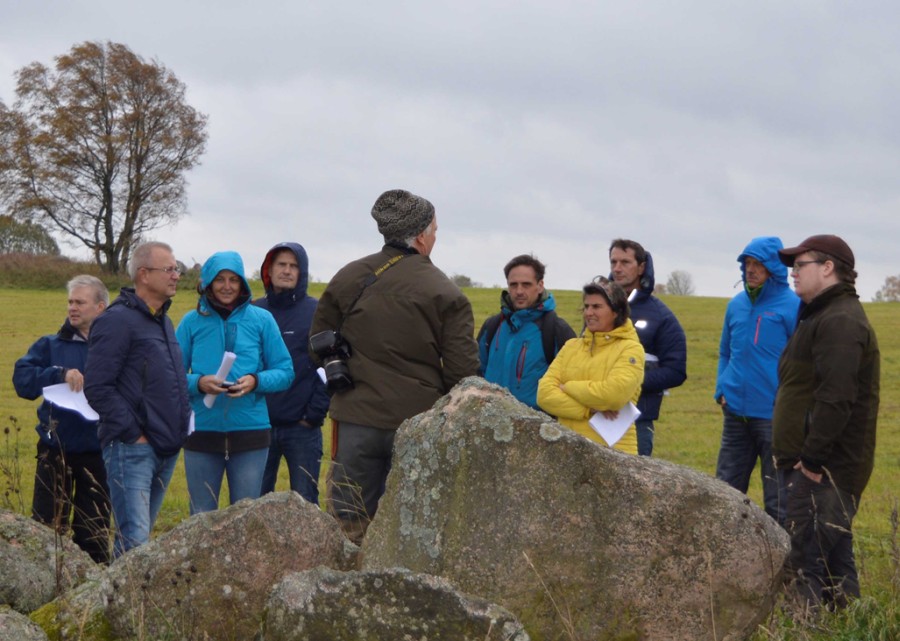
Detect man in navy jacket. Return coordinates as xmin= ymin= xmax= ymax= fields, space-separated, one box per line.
xmin=85 ymin=241 xmax=191 ymax=556
xmin=609 ymin=239 xmax=687 ymax=456
xmin=254 ymin=242 xmax=329 ymax=505
xmin=14 ymin=275 xmax=111 ymax=563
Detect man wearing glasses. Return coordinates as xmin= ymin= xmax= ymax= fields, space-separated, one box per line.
xmin=85 ymin=241 xmax=191 ymax=556
xmin=773 ymin=235 xmax=880 ymax=609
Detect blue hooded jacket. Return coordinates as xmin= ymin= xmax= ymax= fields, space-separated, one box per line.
xmin=623 ymin=252 xmax=688 ymax=421
xmin=477 ymin=291 xmax=575 ymax=409
xmin=176 ymin=251 xmax=294 ymax=433
xmin=715 ymin=236 xmax=800 ymax=418
xmin=253 ymin=242 xmax=329 ymax=428
xmin=14 ymin=319 xmax=102 ymax=454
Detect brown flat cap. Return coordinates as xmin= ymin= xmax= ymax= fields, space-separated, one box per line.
xmin=778 ymin=234 xmax=854 ymax=269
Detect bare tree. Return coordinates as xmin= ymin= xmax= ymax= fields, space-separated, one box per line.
xmin=873 ymin=275 xmax=900 ymax=302
xmin=665 ymin=270 xmax=695 ymax=296
xmin=0 ymin=41 xmax=208 ymax=273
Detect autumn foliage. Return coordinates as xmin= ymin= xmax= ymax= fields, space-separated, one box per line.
xmin=0 ymin=41 xmax=207 ymax=273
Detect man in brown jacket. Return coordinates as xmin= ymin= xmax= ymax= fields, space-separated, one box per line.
xmin=773 ymin=234 xmax=879 ymax=610
xmin=311 ymin=189 xmax=479 ymax=543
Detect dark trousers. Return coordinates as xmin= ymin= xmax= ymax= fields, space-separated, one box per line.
xmin=780 ymin=467 xmax=860 ymax=608
xmin=716 ymin=410 xmax=783 ymax=524
xmin=32 ymin=441 xmax=112 ymax=564
xmin=326 ymin=421 xmax=395 ymax=543
xmin=636 ymin=419 xmax=655 ymax=456
xmin=261 ymin=423 xmax=323 ymax=505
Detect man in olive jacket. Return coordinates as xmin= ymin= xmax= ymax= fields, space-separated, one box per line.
xmin=773 ymin=234 xmax=879 ymax=609
xmin=311 ymin=189 xmax=479 ymax=543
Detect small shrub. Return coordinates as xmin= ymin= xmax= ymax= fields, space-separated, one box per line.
xmin=0 ymin=416 xmax=26 ymax=513
xmin=0 ymin=253 xmax=199 ymax=291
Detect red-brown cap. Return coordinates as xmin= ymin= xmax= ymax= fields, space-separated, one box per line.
xmin=778 ymin=234 xmax=854 ymax=268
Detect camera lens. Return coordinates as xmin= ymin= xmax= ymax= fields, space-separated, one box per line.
xmin=323 ymin=357 xmax=353 ymax=392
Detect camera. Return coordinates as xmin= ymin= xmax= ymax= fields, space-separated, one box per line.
xmin=309 ymin=330 xmax=353 ymax=392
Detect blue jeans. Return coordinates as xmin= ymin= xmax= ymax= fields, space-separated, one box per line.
xmin=184 ymin=448 xmax=269 ymax=514
xmin=103 ymin=440 xmax=178 ymax=558
xmin=716 ymin=409 xmax=782 ymax=524
xmin=635 ymin=419 xmax=655 ymax=457
xmin=261 ymin=424 xmax=322 ymax=505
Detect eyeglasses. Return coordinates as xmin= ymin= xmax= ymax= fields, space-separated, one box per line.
xmin=142 ymin=266 xmax=182 ymax=275
xmin=791 ymin=260 xmax=824 ymax=274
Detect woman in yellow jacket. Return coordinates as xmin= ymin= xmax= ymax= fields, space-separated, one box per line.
xmin=537 ymin=277 xmax=645 ymax=454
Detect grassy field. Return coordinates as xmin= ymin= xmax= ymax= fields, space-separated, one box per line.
xmin=2 ymin=283 xmax=897 ymax=638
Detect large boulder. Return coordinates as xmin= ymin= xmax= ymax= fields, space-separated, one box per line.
xmin=0 ymin=606 xmax=48 ymax=641
xmin=0 ymin=509 xmax=98 ymax=614
xmin=363 ymin=377 xmax=790 ymax=641
xmin=264 ymin=566 xmax=530 ymax=640
xmin=32 ymin=492 xmax=356 ymax=640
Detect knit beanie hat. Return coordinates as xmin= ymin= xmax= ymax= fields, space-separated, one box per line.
xmin=371 ymin=189 xmax=435 ymax=243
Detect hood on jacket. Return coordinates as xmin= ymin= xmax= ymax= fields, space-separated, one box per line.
xmin=637 ymin=251 xmax=656 ymax=295
xmin=610 ymin=251 xmax=656 ymax=300
xmin=738 ymin=236 xmax=789 ymax=287
xmin=260 ymin=242 xmax=309 ymax=298
xmin=198 ymin=251 xmax=252 ymax=314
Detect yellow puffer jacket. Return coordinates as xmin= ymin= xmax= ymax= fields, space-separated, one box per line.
xmin=537 ymin=320 xmax=645 ymax=454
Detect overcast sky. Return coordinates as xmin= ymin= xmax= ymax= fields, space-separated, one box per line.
xmin=2 ymin=1 xmax=898 ymax=300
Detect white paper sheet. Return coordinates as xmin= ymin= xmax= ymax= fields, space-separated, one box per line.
xmin=203 ymin=351 xmax=237 ymax=408
xmin=588 ymin=402 xmax=641 ymax=447
xmin=42 ymin=383 xmax=99 ymax=421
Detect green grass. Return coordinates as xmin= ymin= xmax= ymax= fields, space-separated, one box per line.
xmin=2 ymin=284 xmax=898 ymax=639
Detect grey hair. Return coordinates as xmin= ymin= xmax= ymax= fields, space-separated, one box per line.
xmin=403 ymin=218 xmax=436 ymax=248
xmin=128 ymin=241 xmax=174 ymax=280
xmin=67 ymin=275 xmax=109 ymax=306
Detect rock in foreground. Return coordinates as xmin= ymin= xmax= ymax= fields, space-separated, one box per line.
xmin=264 ymin=566 xmax=530 ymax=640
xmin=33 ymin=492 xmax=355 ymax=640
xmin=0 ymin=509 xmax=97 ymax=614
xmin=364 ymin=377 xmax=790 ymax=641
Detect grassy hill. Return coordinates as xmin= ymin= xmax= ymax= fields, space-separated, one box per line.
xmin=1 ymin=283 xmax=897 ymax=638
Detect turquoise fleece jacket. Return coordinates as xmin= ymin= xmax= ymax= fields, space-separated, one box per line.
xmin=176 ymin=251 xmax=294 ymax=432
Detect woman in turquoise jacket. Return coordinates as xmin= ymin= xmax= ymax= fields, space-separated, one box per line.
xmin=176 ymin=251 xmax=294 ymax=514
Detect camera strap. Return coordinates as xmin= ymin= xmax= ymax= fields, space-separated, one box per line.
xmin=337 ymin=253 xmax=406 ymax=332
